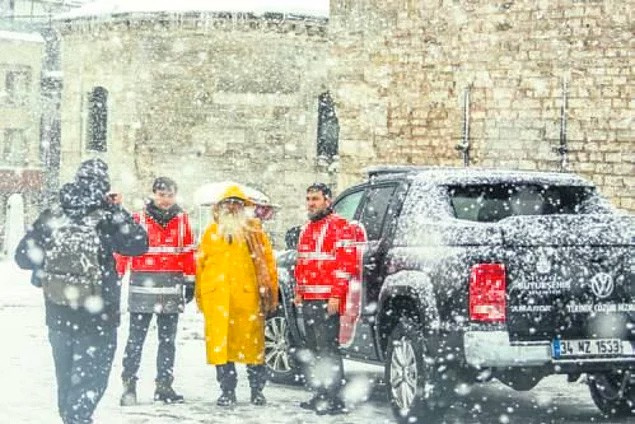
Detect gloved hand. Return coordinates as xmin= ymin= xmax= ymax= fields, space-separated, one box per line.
xmin=31 ymin=270 xmax=43 ymax=288
xmin=184 ymin=284 xmax=195 ymax=304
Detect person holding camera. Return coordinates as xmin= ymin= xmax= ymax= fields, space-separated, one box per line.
xmin=116 ymin=177 xmax=196 ymax=405
xmin=15 ymin=158 xmax=149 ymax=424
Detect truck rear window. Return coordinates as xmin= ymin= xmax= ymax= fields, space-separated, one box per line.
xmin=449 ymin=184 xmax=596 ymax=222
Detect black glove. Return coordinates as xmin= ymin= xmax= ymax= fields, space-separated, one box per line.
xmin=30 ymin=270 xmax=43 ymax=288
xmin=184 ymin=284 xmax=195 ymax=304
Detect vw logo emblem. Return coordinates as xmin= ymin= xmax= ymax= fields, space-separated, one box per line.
xmin=590 ymin=272 xmax=614 ymax=299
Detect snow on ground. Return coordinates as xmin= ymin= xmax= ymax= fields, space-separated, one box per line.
xmin=0 ymin=259 xmax=624 ymax=423
xmin=0 ymin=30 xmax=44 ymax=43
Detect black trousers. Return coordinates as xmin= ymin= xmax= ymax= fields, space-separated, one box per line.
xmin=302 ymin=300 xmax=344 ymax=402
xmin=215 ymin=362 xmax=266 ymax=393
xmin=48 ymin=327 xmax=117 ymax=424
xmin=121 ymin=313 xmax=179 ymax=382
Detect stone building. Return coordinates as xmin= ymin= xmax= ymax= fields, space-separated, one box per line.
xmin=0 ymin=0 xmax=82 ymax=18
xmin=55 ymin=1 xmax=333 ymax=242
xmin=329 ymin=0 xmax=633 ymax=210
xmin=0 ymin=0 xmax=84 ymax=251
xmin=26 ymin=0 xmax=632 ymax=250
xmin=0 ymin=30 xmax=44 ymax=250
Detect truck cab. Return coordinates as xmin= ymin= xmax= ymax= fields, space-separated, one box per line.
xmin=266 ymin=166 xmax=635 ymax=423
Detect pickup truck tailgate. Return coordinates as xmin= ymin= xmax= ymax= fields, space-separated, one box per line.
xmin=500 ymin=214 xmax=634 ymax=343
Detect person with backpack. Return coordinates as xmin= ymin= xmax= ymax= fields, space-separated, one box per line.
xmin=116 ymin=177 xmax=196 ymax=406
xmin=14 ymin=158 xmax=149 ymax=424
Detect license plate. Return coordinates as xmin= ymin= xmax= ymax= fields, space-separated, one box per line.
xmin=552 ymin=338 xmax=624 ymax=359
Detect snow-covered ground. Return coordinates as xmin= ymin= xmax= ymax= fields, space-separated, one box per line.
xmin=0 ymin=259 xmax=623 ymax=423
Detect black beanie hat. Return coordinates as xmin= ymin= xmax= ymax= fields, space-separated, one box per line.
xmin=75 ymin=158 xmax=111 ymax=195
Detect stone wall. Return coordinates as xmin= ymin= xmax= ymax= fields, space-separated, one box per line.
xmin=0 ymin=35 xmax=43 ymax=168
xmin=330 ymin=0 xmax=633 ymax=210
xmin=0 ymin=34 xmax=44 ymax=250
xmin=57 ymin=14 xmax=332 ymax=244
xmin=9 ymin=0 xmax=80 ymax=17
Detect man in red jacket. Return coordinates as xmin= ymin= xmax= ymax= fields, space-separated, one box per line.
xmin=294 ymin=183 xmax=365 ymax=416
xmin=116 ymin=177 xmax=196 ymax=406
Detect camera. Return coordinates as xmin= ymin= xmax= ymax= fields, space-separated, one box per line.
xmin=105 ymin=192 xmax=119 ymax=203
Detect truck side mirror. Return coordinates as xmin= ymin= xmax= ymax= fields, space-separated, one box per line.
xmin=285 ymin=226 xmax=301 ymax=250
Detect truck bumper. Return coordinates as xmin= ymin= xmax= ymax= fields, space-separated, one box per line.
xmin=463 ymin=331 xmax=635 ymax=369
xmin=464 ymin=331 xmax=551 ymax=368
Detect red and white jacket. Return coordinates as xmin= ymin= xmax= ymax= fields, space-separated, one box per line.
xmin=116 ymin=210 xmax=196 ymax=280
xmin=294 ymin=212 xmax=366 ymax=314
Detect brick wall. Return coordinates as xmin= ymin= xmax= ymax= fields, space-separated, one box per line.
xmin=330 ymin=0 xmax=633 ymax=210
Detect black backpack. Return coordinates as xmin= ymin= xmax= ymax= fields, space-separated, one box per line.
xmin=41 ymin=208 xmax=104 ymax=309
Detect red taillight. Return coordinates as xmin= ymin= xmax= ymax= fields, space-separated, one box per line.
xmin=469 ymin=263 xmax=506 ymax=323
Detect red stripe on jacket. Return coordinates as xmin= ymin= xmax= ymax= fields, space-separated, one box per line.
xmin=294 ymin=213 xmax=365 ymax=313
xmin=115 ymin=211 xmax=196 ymax=280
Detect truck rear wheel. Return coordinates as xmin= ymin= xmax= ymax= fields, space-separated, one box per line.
xmin=385 ymin=318 xmax=450 ymax=424
xmin=588 ymin=371 xmax=635 ymax=417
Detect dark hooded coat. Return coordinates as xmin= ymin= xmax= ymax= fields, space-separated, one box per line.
xmin=15 ymin=159 xmax=149 ymax=333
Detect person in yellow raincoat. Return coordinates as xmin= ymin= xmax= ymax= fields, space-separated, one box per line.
xmin=195 ymin=185 xmax=278 ymax=407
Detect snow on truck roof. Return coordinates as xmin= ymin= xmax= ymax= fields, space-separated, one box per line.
xmin=365 ymin=166 xmax=594 ymax=187
xmin=59 ymin=0 xmax=330 ymax=19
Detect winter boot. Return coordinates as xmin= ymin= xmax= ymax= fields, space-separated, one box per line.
xmin=300 ymin=393 xmax=330 ymax=411
xmin=250 ymin=389 xmax=267 ymax=406
xmin=120 ymin=378 xmax=137 ymax=406
xmin=316 ymin=398 xmax=348 ymax=416
xmin=299 ymin=395 xmax=320 ymax=410
xmin=216 ymin=390 xmax=237 ymax=407
xmin=154 ymin=379 xmax=184 ymax=404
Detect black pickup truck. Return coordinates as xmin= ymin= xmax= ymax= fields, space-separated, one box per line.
xmin=264 ymin=166 xmax=634 ymax=423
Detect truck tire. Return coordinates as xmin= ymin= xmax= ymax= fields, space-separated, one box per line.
xmin=385 ymin=317 xmax=450 ymax=424
xmin=588 ymin=372 xmax=635 ymax=417
xmin=264 ymin=307 xmax=304 ymax=385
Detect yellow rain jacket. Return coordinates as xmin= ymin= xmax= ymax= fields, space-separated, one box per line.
xmin=195 ymin=186 xmax=278 ymax=365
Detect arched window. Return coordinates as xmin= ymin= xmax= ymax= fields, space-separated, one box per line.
xmin=316 ymin=92 xmax=339 ymax=162
xmin=86 ymin=87 xmax=108 ymax=152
